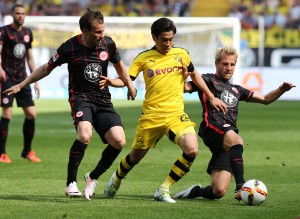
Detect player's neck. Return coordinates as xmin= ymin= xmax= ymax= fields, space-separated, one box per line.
xmin=12 ymin=23 xmax=22 ymax=31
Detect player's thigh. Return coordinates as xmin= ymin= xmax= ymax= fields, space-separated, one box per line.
xmin=223 ymin=130 xmax=244 ymax=151
xmin=76 ymin=121 xmax=93 ymax=144
xmin=15 ymin=85 xmax=34 ymax=107
xmin=22 ymin=106 xmax=36 ymax=119
xmin=211 ymin=169 xmax=232 ymax=196
xmin=132 ymin=115 xmax=165 ymax=149
xmin=176 ymin=127 xmax=198 ymax=156
xmin=104 ymin=126 xmax=126 ymax=149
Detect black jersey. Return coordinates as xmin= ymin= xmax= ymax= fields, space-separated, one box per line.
xmin=189 ymin=73 xmax=254 ymax=133
xmin=48 ymin=35 xmax=121 ymax=104
xmin=0 ymin=24 xmax=33 ymax=83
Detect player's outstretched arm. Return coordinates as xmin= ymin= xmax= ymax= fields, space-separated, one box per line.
xmin=4 ymin=63 xmax=52 ymax=96
xmin=250 ymin=82 xmax=296 ymax=104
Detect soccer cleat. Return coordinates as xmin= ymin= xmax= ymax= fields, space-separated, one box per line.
xmin=0 ymin=153 xmax=12 ymax=163
xmin=234 ymin=190 xmax=242 ymax=201
xmin=25 ymin=150 xmax=42 ymax=162
xmin=154 ymin=187 xmax=176 ymax=203
xmin=104 ymin=172 xmax=120 ymax=198
xmin=84 ymin=172 xmax=98 ymax=200
xmin=173 ymin=183 xmax=201 ymax=199
xmin=65 ymin=181 xmax=82 ymax=197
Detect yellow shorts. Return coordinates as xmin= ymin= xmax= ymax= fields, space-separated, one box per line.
xmin=132 ymin=112 xmax=196 ymax=149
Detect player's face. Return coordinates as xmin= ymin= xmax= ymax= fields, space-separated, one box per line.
xmin=12 ymin=7 xmax=25 ymax=26
xmin=152 ymin=31 xmax=174 ymax=54
xmin=216 ymin=54 xmax=237 ymax=82
xmin=84 ymin=22 xmax=105 ymax=47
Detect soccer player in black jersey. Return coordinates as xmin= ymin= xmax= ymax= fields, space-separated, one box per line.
xmin=4 ymin=9 xmax=137 ymax=198
xmin=173 ymin=46 xmax=295 ymax=201
xmin=0 ymin=4 xmax=41 ymax=163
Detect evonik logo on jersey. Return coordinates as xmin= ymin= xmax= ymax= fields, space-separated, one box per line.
xmin=147 ymin=65 xmax=183 ymax=78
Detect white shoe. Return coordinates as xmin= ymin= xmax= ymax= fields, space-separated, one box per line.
xmin=154 ymin=187 xmax=176 ymax=203
xmin=84 ymin=172 xmax=98 ymax=200
xmin=65 ymin=181 xmax=82 ymax=197
xmin=173 ymin=183 xmax=201 ymax=199
xmin=104 ymin=172 xmax=120 ymax=198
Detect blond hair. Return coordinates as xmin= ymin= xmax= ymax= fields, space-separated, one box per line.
xmin=215 ymin=46 xmax=238 ymax=63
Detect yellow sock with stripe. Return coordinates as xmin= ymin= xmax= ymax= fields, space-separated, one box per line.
xmin=113 ymin=154 xmax=135 ymax=186
xmin=161 ymin=153 xmax=195 ymax=189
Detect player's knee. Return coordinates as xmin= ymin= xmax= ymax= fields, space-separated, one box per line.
xmin=213 ymin=186 xmax=228 ymax=198
xmin=78 ymin=133 xmax=91 ymax=144
xmin=184 ymin=146 xmax=199 ymax=157
xmin=112 ymin=137 xmax=126 ymax=149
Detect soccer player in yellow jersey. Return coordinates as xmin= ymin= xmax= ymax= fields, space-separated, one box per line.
xmin=102 ymin=17 xmax=227 ymax=203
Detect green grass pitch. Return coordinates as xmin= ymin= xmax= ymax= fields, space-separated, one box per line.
xmin=1 ymin=99 xmax=299 ymax=219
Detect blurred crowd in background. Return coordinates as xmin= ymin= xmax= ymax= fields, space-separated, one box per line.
xmin=0 ymin=0 xmax=299 ymax=30
xmin=229 ymin=0 xmax=300 ymax=30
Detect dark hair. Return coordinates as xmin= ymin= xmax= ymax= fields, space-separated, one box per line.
xmin=79 ymin=8 xmax=104 ymax=31
xmin=151 ymin=17 xmax=177 ymax=37
xmin=11 ymin=4 xmax=25 ymax=13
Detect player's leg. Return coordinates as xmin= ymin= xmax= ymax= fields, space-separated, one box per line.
xmin=0 ymin=106 xmax=12 ymax=163
xmin=104 ymin=114 xmax=163 ymax=198
xmin=174 ymin=151 xmax=232 ymax=200
xmin=154 ymin=114 xmax=198 ymax=203
xmin=16 ymin=84 xmax=40 ymax=162
xmin=223 ymin=130 xmax=245 ymax=193
xmin=21 ymin=106 xmax=41 ymax=162
xmin=84 ymin=110 xmax=126 ymax=200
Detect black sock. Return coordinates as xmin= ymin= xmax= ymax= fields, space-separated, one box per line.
xmin=90 ymin=144 xmax=121 ymax=180
xmin=67 ymin=139 xmax=87 ymax=185
xmin=22 ymin=119 xmax=35 ymax=157
xmin=230 ymin=144 xmax=245 ymax=191
xmin=0 ymin=117 xmax=10 ymax=155
xmin=198 ymin=185 xmax=220 ymax=200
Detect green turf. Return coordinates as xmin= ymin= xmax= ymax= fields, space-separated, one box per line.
xmin=1 ymin=99 xmax=299 ymax=219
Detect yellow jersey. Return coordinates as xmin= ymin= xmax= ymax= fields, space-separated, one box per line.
xmin=129 ymin=47 xmax=191 ymax=115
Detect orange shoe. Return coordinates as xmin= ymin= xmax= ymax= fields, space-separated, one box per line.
xmin=25 ymin=150 xmax=42 ymax=162
xmin=0 ymin=153 xmax=12 ymax=163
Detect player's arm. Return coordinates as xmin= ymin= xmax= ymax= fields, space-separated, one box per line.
xmin=103 ymin=60 xmax=136 ymax=100
xmin=4 ymin=63 xmax=52 ymax=96
xmin=26 ymin=48 xmax=40 ymax=98
xmin=249 ymin=82 xmax=296 ymax=104
xmin=189 ymin=69 xmax=227 ymax=114
xmin=0 ymin=44 xmax=6 ymax=82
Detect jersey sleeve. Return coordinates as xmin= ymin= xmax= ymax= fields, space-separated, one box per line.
xmin=128 ymin=54 xmax=142 ymax=78
xmin=0 ymin=27 xmax=6 ymax=45
xmin=48 ymin=42 xmax=67 ymax=69
xmin=106 ymin=36 xmax=121 ymax=64
xmin=238 ymin=85 xmax=254 ymax=101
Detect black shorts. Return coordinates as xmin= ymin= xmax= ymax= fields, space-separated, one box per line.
xmin=199 ymin=122 xmax=238 ymax=175
xmin=1 ymin=81 xmax=34 ymax=107
xmin=69 ymin=96 xmax=123 ymax=144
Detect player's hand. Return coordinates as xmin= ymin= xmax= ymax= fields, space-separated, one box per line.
xmin=99 ymin=75 xmax=112 ymax=89
xmin=3 ymin=84 xmax=22 ymax=96
xmin=279 ymin=82 xmax=296 ymax=92
xmin=127 ymin=85 xmax=137 ymax=101
xmin=180 ymin=60 xmax=190 ymax=79
xmin=209 ymin=97 xmax=227 ymax=114
xmin=34 ymin=82 xmax=40 ymax=99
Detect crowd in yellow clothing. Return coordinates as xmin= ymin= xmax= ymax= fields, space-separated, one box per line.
xmin=228 ymin=0 xmax=300 ymax=29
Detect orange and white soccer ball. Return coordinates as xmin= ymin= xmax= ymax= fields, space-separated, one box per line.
xmin=241 ymin=179 xmax=268 ymax=206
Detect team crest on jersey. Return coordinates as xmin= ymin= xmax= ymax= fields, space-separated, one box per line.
xmin=231 ymin=87 xmax=238 ymax=93
xmin=136 ymin=134 xmax=144 ymax=146
xmin=221 ymin=89 xmax=238 ymax=107
xmin=174 ymin=54 xmax=182 ymax=62
xmin=84 ymin=63 xmax=102 ymax=83
xmin=147 ymin=69 xmax=154 ymax=78
xmin=23 ymin=35 xmax=30 ymax=43
xmin=13 ymin=43 xmax=26 ymax=58
xmin=99 ymin=51 xmax=108 ymax=61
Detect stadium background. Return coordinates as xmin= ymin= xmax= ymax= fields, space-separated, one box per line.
xmin=1 ymin=0 xmax=299 ymax=100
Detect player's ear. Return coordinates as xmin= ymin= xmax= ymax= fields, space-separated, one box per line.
xmin=152 ymin=34 xmax=157 ymax=42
